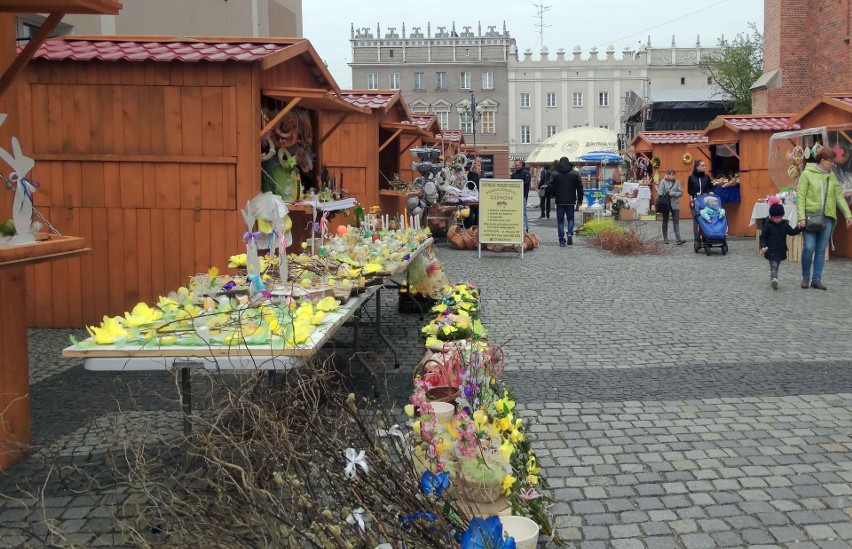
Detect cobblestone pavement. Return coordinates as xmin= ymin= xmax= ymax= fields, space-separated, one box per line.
xmin=2 ymin=216 xmax=852 ymax=548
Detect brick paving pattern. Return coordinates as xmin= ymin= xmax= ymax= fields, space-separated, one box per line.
xmin=2 ymin=216 xmax=852 ymax=547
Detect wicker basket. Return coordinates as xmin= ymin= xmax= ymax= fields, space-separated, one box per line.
xmin=455 ymin=474 xmax=503 ymax=503
xmin=426 ymin=386 xmax=459 ymax=404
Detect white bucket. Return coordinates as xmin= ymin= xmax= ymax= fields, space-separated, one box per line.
xmin=431 ymin=401 xmax=455 ymax=423
xmin=500 ymin=515 xmax=539 ymax=549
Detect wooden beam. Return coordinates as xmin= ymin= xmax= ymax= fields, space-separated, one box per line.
xmin=0 ymin=0 xmax=120 ymax=14
xmin=31 ymin=153 xmax=237 ymax=164
xmin=0 ymin=12 xmax=63 ymax=99
xmin=721 ymin=143 xmax=740 ymax=159
xmin=259 ymin=98 xmax=301 ymax=138
xmin=317 ymin=112 xmax=351 ymax=147
xmin=379 ymin=128 xmax=403 ymax=153
xmin=398 ymin=136 xmax=420 ymax=156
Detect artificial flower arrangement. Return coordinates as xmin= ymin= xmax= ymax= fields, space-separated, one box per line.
xmin=406 ymin=285 xmax=564 ymax=545
xmin=74 ymin=282 xmax=342 ymax=349
xmin=421 ymin=283 xmax=486 ymax=348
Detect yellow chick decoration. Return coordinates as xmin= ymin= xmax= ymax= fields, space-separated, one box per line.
xmin=86 ymin=316 xmax=128 ymax=345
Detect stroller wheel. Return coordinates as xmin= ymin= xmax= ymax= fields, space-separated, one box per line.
xmin=693 ymin=240 xmax=701 ymax=253
xmin=705 ymin=243 xmax=711 ymax=256
xmin=722 ymin=243 xmax=728 ymax=255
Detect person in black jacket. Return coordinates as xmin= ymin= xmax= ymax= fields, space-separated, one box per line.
xmin=760 ymin=202 xmax=803 ymax=290
xmin=687 ymin=159 xmax=715 ymax=242
xmin=511 ymin=159 xmax=531 ymax=230
xmin=537 ymin=164 xmax=552 ymax=218
xmin=549 ymin=156 xmax=584 ymax=246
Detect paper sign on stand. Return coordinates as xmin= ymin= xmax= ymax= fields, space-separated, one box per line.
xmin=478 ymin=179 xmax=524 ymax=259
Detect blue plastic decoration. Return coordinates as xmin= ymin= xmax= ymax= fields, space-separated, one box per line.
xmin=419 ymin=471 xmax=450 ymax=498
xmin=461 ymin=516 xmax=516 ymax=549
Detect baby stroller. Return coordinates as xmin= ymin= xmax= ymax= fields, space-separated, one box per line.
xmin=693 ymin=194 xmax=729 ymax=255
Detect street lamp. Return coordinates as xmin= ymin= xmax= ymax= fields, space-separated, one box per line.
xmin=456 ymin=91 xmax=483 ymax=148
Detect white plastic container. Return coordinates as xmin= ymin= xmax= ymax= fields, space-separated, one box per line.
xmin=499 ymin=515 xmax=540 ymax=549
xmin=431 ymin=401 xmax=455 ymax=423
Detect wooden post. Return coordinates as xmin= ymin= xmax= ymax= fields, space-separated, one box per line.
xmin=0 ymin=266 xmax=31 ymax=469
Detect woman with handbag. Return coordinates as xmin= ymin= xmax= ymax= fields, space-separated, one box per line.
xmin=656 ymin=169 xmax=686 ymax=244
xmin=796 ymin=148 xmax=852 ymax=290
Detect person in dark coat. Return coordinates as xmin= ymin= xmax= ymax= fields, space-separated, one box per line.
xmin=687 ymin=159 xmax=715 ymax=242
xmin=759 ymin=202 xmax=802 ymax=290
xmin=549 ymin=156 xmax=584 ymax=246
xmin=511 ymin=159 xmax=532 ymax=230
xmin=537 ymin=164 xmax=553 ymax=218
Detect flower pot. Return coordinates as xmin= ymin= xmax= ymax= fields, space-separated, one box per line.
xmin=426 ymin=386 xmax=459 ymax=404
xmin=430 ymin=401 xmax=455 ymax=423
xmin=456 ymin=474 xmax=503 ymax=503
xmin=499 ymin=515 xmax=540 ymax=549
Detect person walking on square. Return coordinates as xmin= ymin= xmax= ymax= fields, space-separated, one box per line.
xmin=760 ymin=203 xmax=802 ymax=290
xmin=549 ymin=156 xmax=583 ymax=247
xmin=687 ymin=159 xmax=714 ymax=243
xmin=795 ymin=147 xmax=852 ymax=290
xmin=538 ymin=163 xmax=553 ymax=218
xmin=511 ymin=159 xmax=532 ymax=231
xmin=656 ymin=169 xmax=685 ymax=244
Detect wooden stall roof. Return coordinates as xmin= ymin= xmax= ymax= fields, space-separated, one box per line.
xmin=433 ymin=130 xmax=465 ymax=144
xmin=0 ymin=0 xmax=121 ymax=13
xmin=410 ymin=113 xmax=441 ymax=134
xmin=629 ymin=131 xmax=708 ymax=152
xmin=263 ymin=87 xmax=370 ymax=114
xmin=786 ymin=94 xmax=852 ymax=128
xmin=702 ymin=114 xmax=800 ymax=139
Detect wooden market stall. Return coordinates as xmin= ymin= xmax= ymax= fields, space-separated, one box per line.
xmin=688 ymin=115 xmax=799 ymax=236
xmin=629 ymin=131 xmax=708 ymax=220
xmin=329 ymin=90 xmax=429 ymax=217
xmin=782 ymin=94 xmax=852 ymax=258
xmin=0 ymin=1 xmax=120 ymax=471
xmin=17 ymin=36 xmax=368 ymax=329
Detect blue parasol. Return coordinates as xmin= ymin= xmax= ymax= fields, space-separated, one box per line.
xmin=577 ymin=151 xmax=622 ymax=163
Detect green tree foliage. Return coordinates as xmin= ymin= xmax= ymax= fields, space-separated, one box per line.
xmin=699 ymin=26 xmax=763 ymax=114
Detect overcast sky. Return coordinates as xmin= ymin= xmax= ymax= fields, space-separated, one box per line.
xmin=303 ymin=0 xmax=764 ymax=89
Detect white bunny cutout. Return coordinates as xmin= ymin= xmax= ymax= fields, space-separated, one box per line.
xmin=240 ymin=202 xmax=262 ymax=277
xmin=0 ymin=135 xmax=38 ymax=245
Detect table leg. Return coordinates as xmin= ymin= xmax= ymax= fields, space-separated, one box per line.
xmin=375 ymin=288 xmax=400 ymax=368
xmin=179 ymin=366 xmax=192 ymax=435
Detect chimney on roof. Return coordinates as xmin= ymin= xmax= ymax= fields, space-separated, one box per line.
xmin=573 ymin=45 xmax=582 ymax=60
xmin=556 ymin=48 xmax=565 ymax=61
xmin=671 ymin=35 xmax=676 ymax=47
xmin=427 ymin=22 xmax=431 ymax=37
xmin=696 ymin=34 xmax=701 ymax=47
xmin=402 ymin=23 xmax=406 ymax=38
xmin=478 ymin=21 xmax=482 ymax=36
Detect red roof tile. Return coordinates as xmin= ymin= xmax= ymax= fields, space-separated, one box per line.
xmin=638 ymin=132 xmax=708 ymax=145
xmin=722 ymin=116 xmax=799 ymax=131
xmin=409 ymin=114 xmax=437 ymax=130
xmin=22 ymin=38 xmax=298 ymax=63
xmin=338 ymin=91 xmax=398 ymax=110
xmin=435 ymin=130 xmax=463 ymax=142
xmin=834 ymin=96 xmax=852 ymax=107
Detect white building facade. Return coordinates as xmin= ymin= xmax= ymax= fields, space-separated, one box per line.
xmin=509 ymin=37 xmax=724 ymax=159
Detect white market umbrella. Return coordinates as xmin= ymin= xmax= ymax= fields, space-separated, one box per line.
xmin=526 ymin=127 xmax=619 ymax=165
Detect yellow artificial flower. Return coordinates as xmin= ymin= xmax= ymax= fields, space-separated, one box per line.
xmin=441 ymin=325 xmax=457 ymax=336
xmin=445 ymin=422 xmax=460 ymax=440
xmin=363 ymin=262 xmax=383 ymax=274
xmin=294 ymin=303 xmax=314 ymax=321
xmin=316 ymin=297 xmax=341 ymax=312
xmin=421 ymin=323 xmax=439 ymax=337
xmin=436 ymin=437 xmax=451 ymax=456
xmin=526 ymin=474 xmax=539 ymax=486
xmin=159 ymin=335 xmax=177 ymax=346
xmin=509 ymin=429 xmax=525 ymax=444
xmin=527 ymin=455 xmax=542 ymax=476
xmin=123 ymin=302 xmax=160 ymax=327
xmin=472 ymin=409 xmax=488 ymax=429
xmin=497 ymin=416 xmax=512 ymax=433
xmin=404 ymin=404 xmax=415 ymax=418
xmin=208 ymin=266 xmax=219 ymax=280
xmin=86 ymin=316 xmax=127 ymax=345
xmin=424 ymin=336 xmax=442 ymax=348
xmin=432 ymin=303 xmax=448 ymax=314
xmin=284 ymin=319 xmax=313 ymax=346
xmin=499 ymin=440 xmax=515 ymax=462
xmin=453 ymin=315 xmax=471 ymax=329
xmin=412 ymin=421 xmax=421 ymax=434
xmin=310 ymin=311 xmax=326 ymax=325
xmin=502 ymin=475 xmax=517 ymax=496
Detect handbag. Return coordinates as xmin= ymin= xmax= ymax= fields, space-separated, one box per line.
xmin=655 ymin=181 xmax=671 ymax=214
xmin=804 ymin=177 xmax=828 ymax=232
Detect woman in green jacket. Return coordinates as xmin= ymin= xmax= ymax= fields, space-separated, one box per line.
xmin=796 ymin=148 xmax=852 ymax=290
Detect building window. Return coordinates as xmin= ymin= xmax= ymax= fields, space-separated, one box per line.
xmin=572 ymin=92 xmax=583 ymax=107
xmin=460 ymin=115 xmax=473 ymax=134
xmin=436 ymin=72 xmax=447 ymax=91
xmin=367 ymin=73 xmax=378 ymax=90
xmin=389 ymin=73 xmax=400 ymax=90
xmin=465 ymin=48 xmax=470 ymax=56
xmin=520 ymin=125 xmax=531 ymax=144
xmin=546 ymin=125 xmax=557 ymax=138
xmin=598 ymin=92 xmax=609 ymax=107
xmin=599 ymin=125 xmax=609 ymax=129
xmin=389 ymin=49 xmax=394 ymax=58
xmin=546 ymin=92 xmax=557 ymax=108
xmin=482 ymin=71 xmax=494 ymax=90
xmin=680 ymin=77 xmax=685 ymax=85
xmin=520 ymin=92 xmax=530 ymax=108
xmin=460 ymin=72 xmax=471 ymax=90
xmin=573 ymin=124 xmax=583 ymax=128
xmin=707 ymin=76 xmax=713 ymax=85
xmin=434 ymin=110 xmax=449 ymax=129
xmin=481 ymin=111 xmax=495 ymax=134
xmin=414 ymin=72 xmax=425 ymax=91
